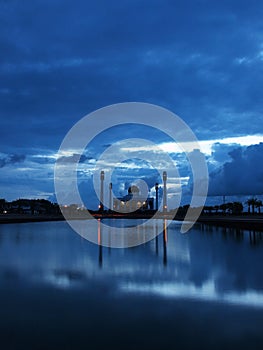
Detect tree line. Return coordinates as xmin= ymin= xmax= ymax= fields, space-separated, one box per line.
xmin=203 ymin=197 xmax=263 ymax=215
xmin=0 ymin=198 xmax=60 ymax=215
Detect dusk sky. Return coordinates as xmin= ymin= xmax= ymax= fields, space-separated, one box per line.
xmin=1 ymin=0 xmax=263 ymax=209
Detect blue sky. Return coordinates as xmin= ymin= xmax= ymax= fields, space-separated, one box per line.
xmin=1 ymin=0 xmax=263 ymax=209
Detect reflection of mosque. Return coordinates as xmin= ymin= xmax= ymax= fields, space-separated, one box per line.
xmin=97 ymin=218 xmax=168 ymax=267
xmin=113 ymin=185 xmax=154 ymax=212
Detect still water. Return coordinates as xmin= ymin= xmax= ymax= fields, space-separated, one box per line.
xmin=0 ymin=219 xmax=263 ymax=350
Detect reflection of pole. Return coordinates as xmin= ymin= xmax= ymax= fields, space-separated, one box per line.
xmin=163 ymin=219 xmax=167 ymax=266
xmin=163 ymin=171 xmax=167 ymax=212
xmin=100 ymin=171 xmax=104 ymax=211
xmin=155 ymin=183 xmax=159 ymax=211
xmin=155 ymin=221 xmax=159 ymax=255
xmin=109 ymin=182 xmax=112 ymax=211
xmin=98 ymin=219 xmax=102 ymax=267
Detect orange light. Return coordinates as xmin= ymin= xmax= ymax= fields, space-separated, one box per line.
xmin=98 ymin=220 xmax=101 ymax=245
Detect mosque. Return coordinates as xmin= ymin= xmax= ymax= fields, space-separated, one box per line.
xmin=98 ymin=171 xmax=168 ymax=213
xmin=113 ymin=185 xmax=154 ymax=212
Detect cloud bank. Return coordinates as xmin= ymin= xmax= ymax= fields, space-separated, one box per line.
xmin=209 ymin=143 xmax=263 ymax=196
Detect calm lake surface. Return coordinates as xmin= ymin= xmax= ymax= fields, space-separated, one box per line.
xmin=0 ymin=219 xmax=263 ymax=350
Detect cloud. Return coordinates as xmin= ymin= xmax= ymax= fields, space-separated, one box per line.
xmin=0 ymin=153 xmax=26 ymax=168
xmin=56 ymin=153 xmax=92 ymax=164
xmin=1 ymin=0 xmax=263 ymax=201
xmin=1 ymin=0 xmax=263 ymax=147
xmin=209 ymin=143 xmax=263 ymax=196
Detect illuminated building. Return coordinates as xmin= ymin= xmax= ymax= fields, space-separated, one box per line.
xmin=113 ymin=185 xmax=154 ymax=212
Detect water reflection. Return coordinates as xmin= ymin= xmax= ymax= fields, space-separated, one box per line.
xmin=88 ymin=218 xmax=263 ymax=309
xmin=95 ymin=218 xmax=170 ymax=268
xmin=0 ymin=220 xmax=263 ymax=349
xmin=97 ymin=218 xmax=103 ymax=268
xmin=163 ymin=219 xmax=167 ymax=266
xmin=249 ymin=230 xmax=263 ymax=246
xmin=200 ymin=223 xmax=263 ymax=247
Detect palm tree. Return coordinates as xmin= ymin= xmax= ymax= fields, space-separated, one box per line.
xmin=256 ymin=199 xmax=263 ymax=214
xmin=246 ymin=198 xmax=258 ymax=214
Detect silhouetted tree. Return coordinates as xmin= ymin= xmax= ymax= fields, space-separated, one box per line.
xmin=220 ymin=203 xmax=227 ymax=214
xmin=214 ymin=205 xmax=219 ymax=214
xmin=226 ymin=202 xmax=233 ymax=214
xmin=204 ymin=205 xmax=213 ymax=214
xmin=232 ymin=202 xmax=243 ymax=215
xmin=256 ymin=199 xmax=263 ymax=214
xmin=246 ymin=198 xmax=257 ymax=214
xmin=0 ymin=198 xmax=6 ymax=209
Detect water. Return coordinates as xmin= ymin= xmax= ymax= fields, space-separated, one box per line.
xmin=0 ymin=219 xmax=263 ymax=350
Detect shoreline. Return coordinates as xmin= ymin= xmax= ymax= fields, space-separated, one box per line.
xmin=0 ymin=214 xmax=65 ymax=224
xmin=0 ymin=213 xmax=263 ymax=231
xmin=197 ymin=215 xmax=263 ymax=231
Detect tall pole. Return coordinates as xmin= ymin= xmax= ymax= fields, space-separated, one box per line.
xmin=163 ymin=171 xmax=167 ymax=212
xmin=100 ymin=170 xmax=104 ymax=211
xmin=155 ymin=183 xmax=159 ymax=211
xmin=109 ymin=182 xmax=112 ymax=211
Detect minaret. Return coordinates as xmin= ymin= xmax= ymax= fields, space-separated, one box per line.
xmin=109 ymin=182 xmax=112 ymax=211
xmin=163 ymin=171 xmax=167 ymax=212
xmin=100 ymin=170 xmax=104 ymax=211
xmin=155 ymin=183 xmax=159 ymax=211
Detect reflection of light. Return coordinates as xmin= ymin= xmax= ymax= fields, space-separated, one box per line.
xmin=98 ymin=219 xmax=101 ymax=245
xmin=120 ymin=281 xmax=263 ymax=308
xmin=163 ymin=219 xmax=167 ymax=243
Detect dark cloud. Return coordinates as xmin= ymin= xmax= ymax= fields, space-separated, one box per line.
xmin=210 ymin=143 xmax=234 ymax=163
xmin=1 ymin=0 xmax=263 ymax=141
xmin=209 ymin=143 xmax=263 ymax=196
xmin=0 ymin=153 xmax=25 ymax=168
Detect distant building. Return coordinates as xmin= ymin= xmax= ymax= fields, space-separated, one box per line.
xmin=98 ymin=170 xmax=168 ymax=213
xmin=113 ymin=185 xmax=154 ymax=212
